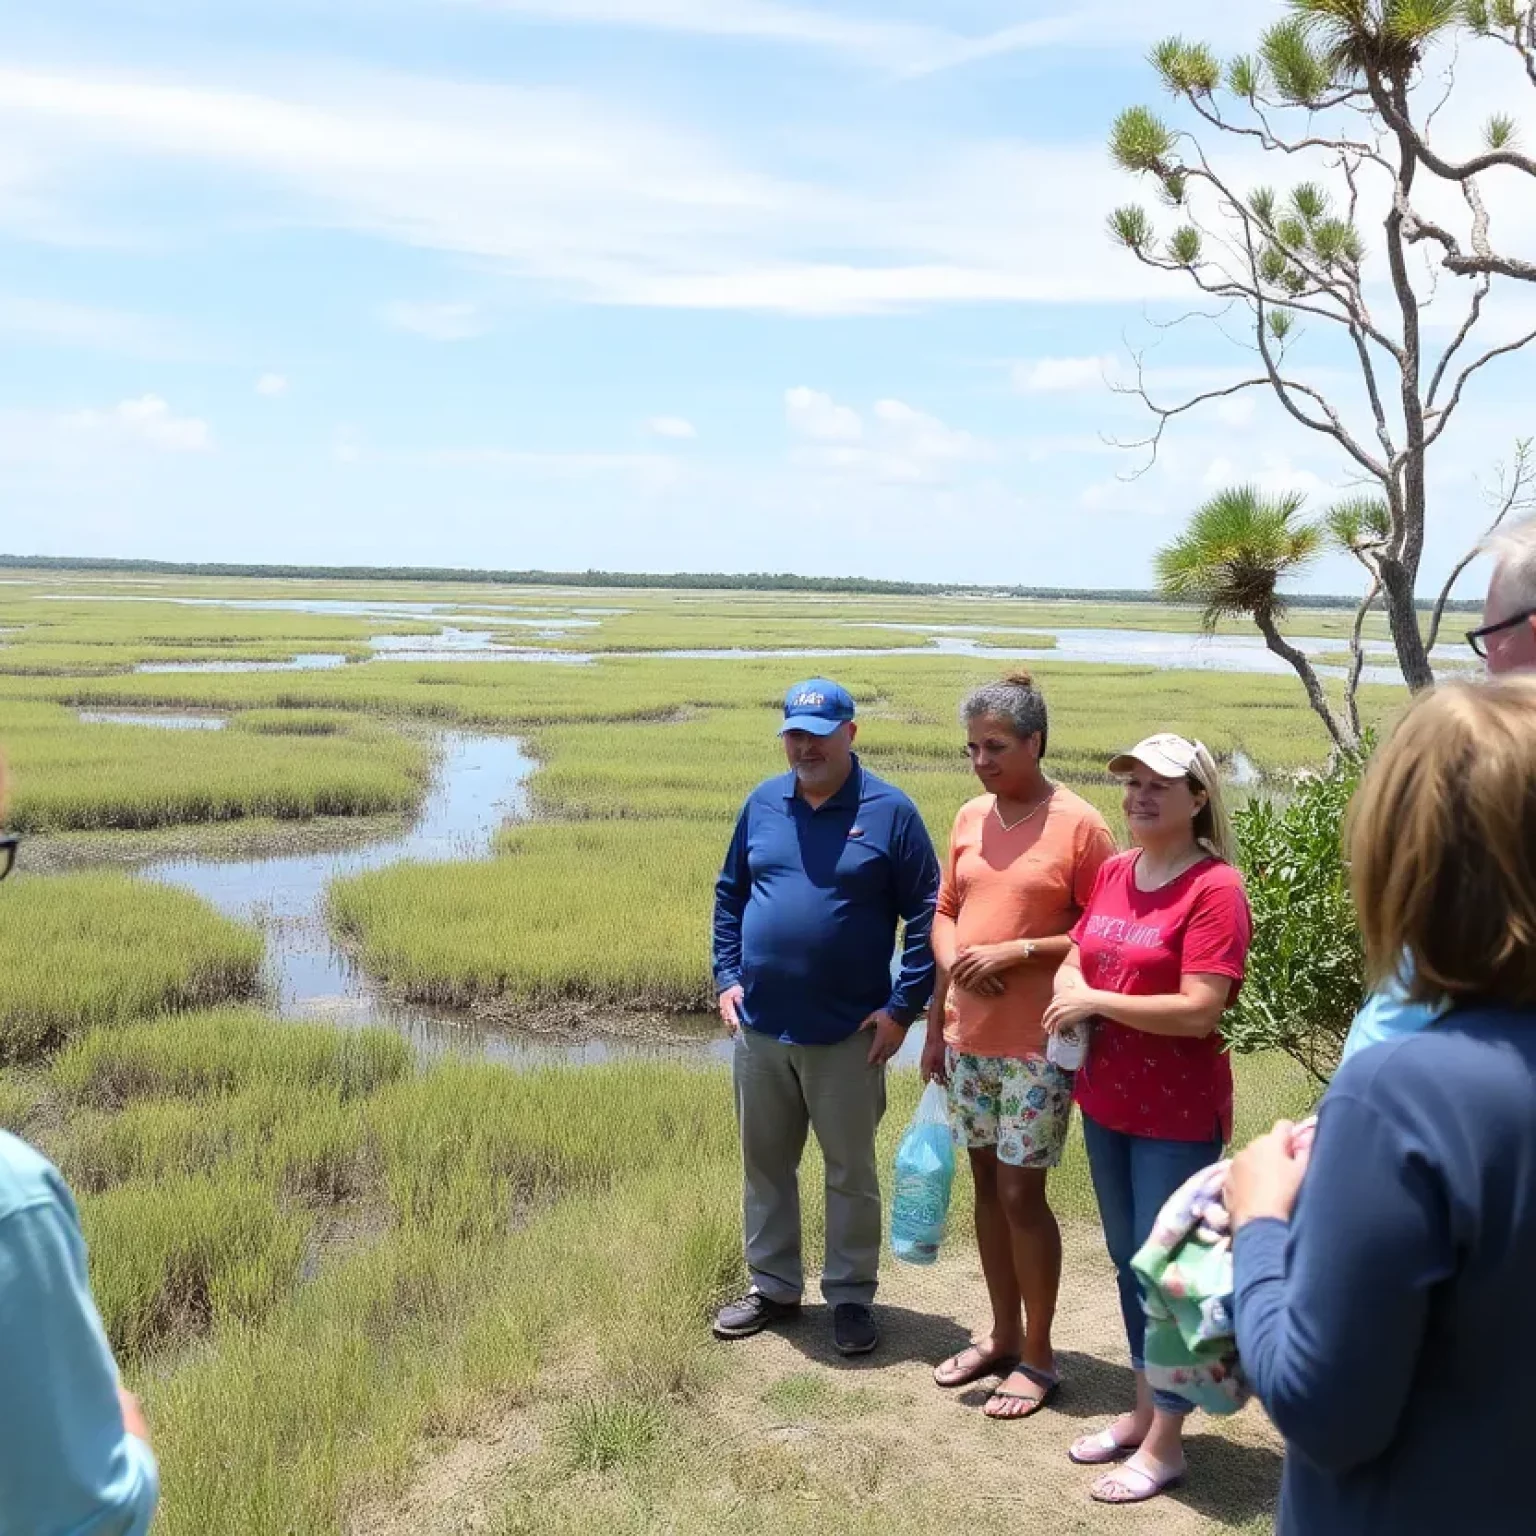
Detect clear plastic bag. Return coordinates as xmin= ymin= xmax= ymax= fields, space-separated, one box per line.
xmin=1046 ymin=1018 xmax=1090 ymax=1072
xmin=890 ymin=1080 xmax=956 ymax=1266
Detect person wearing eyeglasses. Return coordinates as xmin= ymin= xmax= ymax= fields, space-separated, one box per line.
xmin=1229 ymin=678 xmax=1536 ymax=1536
xmin=1466 ymin=517 xmax=1536 ymax=672
xmin=1341 ymin=517 xmax=1536 ymax=1065
xmin=0 ymin=759 xmax=160 ymax=1535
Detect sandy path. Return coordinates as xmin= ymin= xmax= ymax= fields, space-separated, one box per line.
xmin=353 ymin=1222 xmax=1281 ymax=1536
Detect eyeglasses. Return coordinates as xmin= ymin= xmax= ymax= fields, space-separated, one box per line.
xmin=0 ymin=835 xmax=17 ymax=882
xmin=1466 ymin=609 xmax=1536 ymax=659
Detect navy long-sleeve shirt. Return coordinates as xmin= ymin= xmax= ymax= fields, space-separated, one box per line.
xmin=712 ymin=756 xmax=939 ymax=1046
xmin=1233 ymin=1006 xmax=1536 ymax=1535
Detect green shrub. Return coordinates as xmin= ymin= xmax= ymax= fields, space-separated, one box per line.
xmin=1228 ymin=744 xmax=1369 ymax=1083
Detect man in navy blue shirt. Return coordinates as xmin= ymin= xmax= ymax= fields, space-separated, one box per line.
xmin=712 ymin=678 xmax=939 ymax=1356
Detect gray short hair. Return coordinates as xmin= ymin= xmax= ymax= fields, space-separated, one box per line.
xmin=961 ymin=672 xmax=1049 ymax=758
xmin=1488 ymin=516 xmax=1536 ymax=611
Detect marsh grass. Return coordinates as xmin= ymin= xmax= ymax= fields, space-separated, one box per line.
xmin=330 ymin=820 xmax=725 ymax=1009
xmin=0 ymin=990 xmax=1308 ymax=1534
xmin=2 ymin=700 xmax=431 ymax=831
xmin=0 ymin=574 xmax=1346 ymax=1534
xmin=521 ymin=610 xmax=1057 ymax=653
xmin=0 ymin=875 xmax=262 ymax=1059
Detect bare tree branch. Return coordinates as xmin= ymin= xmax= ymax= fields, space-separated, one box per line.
xmin=1344 ymin=572 xmax=1381 ymax=743
xmin=1365 ymin=60 xmax=1536 ymax=180
xmin=1426 ymin=274 xmax=1490 ymax=412
xmin=1425 ymin=326 xmax=1536 ymax=449
xmin=1427 ymin=438 xmax=1536 ymax=650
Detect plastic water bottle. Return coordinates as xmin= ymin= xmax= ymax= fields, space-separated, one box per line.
xmin=891 ymin=1082 xmax=956 ymax=1266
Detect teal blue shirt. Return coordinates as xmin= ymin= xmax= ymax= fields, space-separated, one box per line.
xmin=1340 ymin=961 xmax=1443 ymax=1066
xmin=0 ymin=1131 xmax=158 ymax=1536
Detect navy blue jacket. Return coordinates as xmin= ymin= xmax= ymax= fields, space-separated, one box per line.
xmin=712 ymin=756 xmax=939 ymax=1045
xmin=1234 ymin=1006 xmax=1536 ymax=1535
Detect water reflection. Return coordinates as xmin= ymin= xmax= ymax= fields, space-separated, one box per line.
xmin=78 ymin=711 xmax=227 ymax=731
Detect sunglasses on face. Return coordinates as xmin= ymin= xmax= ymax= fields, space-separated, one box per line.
xmin=0 ymin=835 xmax=17 ymax=882
xmin=1466 ymin=609 xmax=1536 ymax=659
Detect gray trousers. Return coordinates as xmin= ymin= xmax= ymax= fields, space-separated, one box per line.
xmin=732 ymin=1025 xmax=888 ymax=1308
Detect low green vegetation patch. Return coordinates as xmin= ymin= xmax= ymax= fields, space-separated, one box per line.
xmin=331 ymin=819 xmax=725 ymax=1010
xmin=523 ymin=608 xmax=1057 ymax=654
xmin=0 ymin=875 xmax=262 ymax=1060
xmin=2 ymin=700 xmax=431 ymax=831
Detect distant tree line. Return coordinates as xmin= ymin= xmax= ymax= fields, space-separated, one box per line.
xmin=0 ymin=552 xmax=1479 ymax=610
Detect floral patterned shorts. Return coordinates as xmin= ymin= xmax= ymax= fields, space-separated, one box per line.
xmin=945 ymin=1049 xmax=1075 ymax=1169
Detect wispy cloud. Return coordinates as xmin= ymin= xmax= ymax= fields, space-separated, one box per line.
xmin=70 ymin=395 xmax=212 ymax=452
xmin=1012 ymin=355 xmax=1117 ymax=394
xmin=786 ymin=386 xmax=862 ymax=443
xmin=0 ymin=395 xmax=213 ymax=483
xmin=786 ymin=386 xmax=990 ymax=484
xmin=646 ymin=416 xmax=697 ymax=439
xmin=255 ymin=372 xmax=289 ymax=396
xmin=462 ymin=1 xmax=1275 ymax=76
xmin=467 ymin=0 xmax=953 ymax=69
xmin=0 ymin=294 xmax=185 ymax=357
xmin=0 ymin=63 xmax=1176 ymax=316
xmin=382 ymin=300 xmax=487 ymax=340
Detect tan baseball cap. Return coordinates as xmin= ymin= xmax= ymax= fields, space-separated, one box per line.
xmin=1107 ymin=733 xmax=1213 ymax=785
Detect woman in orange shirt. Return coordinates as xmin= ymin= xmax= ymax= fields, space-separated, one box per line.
xmin=922 ymin=674 xmax=1115 ymax=1418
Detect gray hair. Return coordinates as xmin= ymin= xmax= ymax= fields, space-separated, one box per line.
xmin=961 ymin=672 xmax=1049 ymax=758
xmin=1488 ymin=515 xmax=1536 ymax=610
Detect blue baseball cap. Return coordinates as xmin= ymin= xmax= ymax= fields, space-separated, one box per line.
xmin=779 ymin=678 xmax=856 ymax=737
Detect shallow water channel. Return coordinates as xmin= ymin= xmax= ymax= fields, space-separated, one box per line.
xmin=77 ymin=717 xmax=739 ymax=1069
xmin=124 ymin=625 xmax=1466 ymax=683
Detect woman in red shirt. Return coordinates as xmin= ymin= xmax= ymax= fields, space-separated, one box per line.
xmin=1043 ymin=732 xmax=1251 ymax=1507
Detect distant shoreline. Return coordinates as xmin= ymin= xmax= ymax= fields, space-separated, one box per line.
xmin=0 ymin=552 xmax=1482 ymax=613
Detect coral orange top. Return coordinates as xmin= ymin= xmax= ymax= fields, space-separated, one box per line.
xmin=937 ymin=788 xmax=1115 ymax=1060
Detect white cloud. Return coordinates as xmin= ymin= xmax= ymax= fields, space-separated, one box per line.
xmin=65 ymin=395 xmax=212 ymax=453
xmin=787 ymin=386 xmax=990 ymax=484
xmin=470 ymin=0 xmax=953 ymax=69
xmin=0 ymin=395 xmax=213 ymax=487
xmin=0 ymin=294 xmax=184 ymax=357
xmin=1013 ymin=355 xmax=1117 ymax=394
xmin=872 ymin=399 xmax=985 ymax=466
xmin=382 ymin=301 xmax=487 ymax=341
xmin=0 ymin=63 xmax=1181 ymax=317
xmin=1202 ymin=454 xmax=1331 ymax=501
xmin=255 ymin=372 xmax=289 ymax=397
xmin=646 ymin=416 xmax=697 ymax=439
xmin=466 ymin=0 xmax=1278 ymax=75
xmin=786 ymin=386 xmax=863 ymax=443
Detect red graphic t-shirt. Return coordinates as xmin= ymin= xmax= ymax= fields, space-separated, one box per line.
xmin=1069 ymin=851 xmax=1252 ymax=1143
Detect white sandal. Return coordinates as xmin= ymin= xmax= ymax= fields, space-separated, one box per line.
xmin=1068 ymin=1426 xmax=1140 ymax=1466
xmin=1090 ymin=1454 xmax=1185 ymax=1505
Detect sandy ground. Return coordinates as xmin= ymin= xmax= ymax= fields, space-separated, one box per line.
xmin=352 ymin=1223 xmax=1282 ymax=1536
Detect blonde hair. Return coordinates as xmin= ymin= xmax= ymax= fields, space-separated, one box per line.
xmin=1349 ymin=677 xmax=1536 ymax=1006
xmin=1184 ymin=740 xmax=1236 ymax=865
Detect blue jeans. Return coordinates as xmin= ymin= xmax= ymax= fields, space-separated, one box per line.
xmin=1081 ymin=1112 xmax=1224 ymax=1416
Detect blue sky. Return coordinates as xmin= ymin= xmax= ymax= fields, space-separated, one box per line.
xmin=0 ymin=0 xmax=1532 ymax=591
